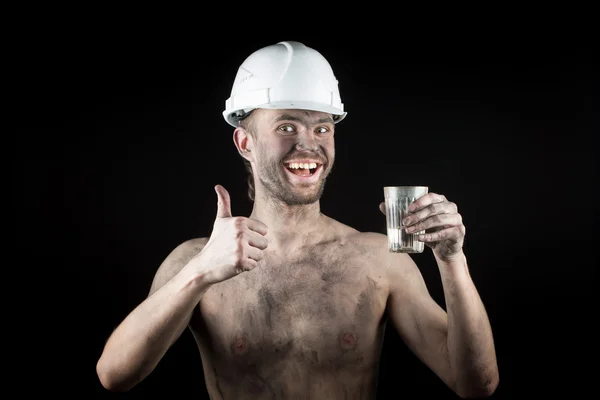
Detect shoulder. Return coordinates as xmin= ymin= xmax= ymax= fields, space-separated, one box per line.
xmin=348 ymin=230 xmax=387 ymax=247
xmin=346 ymin=230 xmax=419 ymax=282
xmin=346 ymin=230 xmax=394 ymax=261
xmin=323 ymin=215 xmax=416 ymax=272
xmin=169 ymin=237 xmax=210 ymax=259
xmin=323 ymin=215 xmax=388 ymax=251
xmin=149 ymin=237 xmax=209 ymax=295
xmin=324 ymin=217 xmax=422 ymax=292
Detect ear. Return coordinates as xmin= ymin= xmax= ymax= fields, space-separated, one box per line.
xmin=233 ymin=127 xmax=253 ymax=161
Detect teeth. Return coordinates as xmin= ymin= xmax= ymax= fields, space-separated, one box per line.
xmin=287 ymin=162 xmax=318 ymax=169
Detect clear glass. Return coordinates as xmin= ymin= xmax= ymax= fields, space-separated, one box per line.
xmin=384 ymin=186 xmax=429 ymax=253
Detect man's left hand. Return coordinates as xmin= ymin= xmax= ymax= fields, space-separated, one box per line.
xmin=380 ymin=193 xmax=466 ymax=262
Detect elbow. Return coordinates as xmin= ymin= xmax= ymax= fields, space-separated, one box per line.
xmin=96 ymin=356 xmax=136 ymax=393
xmin=456 ymin=371 xmax=499 ymax=399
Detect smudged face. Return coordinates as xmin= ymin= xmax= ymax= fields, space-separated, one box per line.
xmin=248 ymin=109 xmax=336 ymax=205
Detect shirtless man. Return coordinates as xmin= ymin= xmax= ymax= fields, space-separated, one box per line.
xmin=96 ymin=41 xmax=499 ymax=399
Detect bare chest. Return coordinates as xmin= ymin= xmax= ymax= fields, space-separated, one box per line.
xmin=192 ymin=248 xmax=388 ymax=374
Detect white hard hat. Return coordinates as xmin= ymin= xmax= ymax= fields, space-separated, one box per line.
xmin=223 ymin=41 xmax=347 ymax=127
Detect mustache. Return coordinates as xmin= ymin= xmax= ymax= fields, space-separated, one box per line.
xmin=282 ymin=151 xmax=327 ymax=164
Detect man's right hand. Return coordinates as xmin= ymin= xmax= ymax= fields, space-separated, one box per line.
xmin=191 ymin=184 xmax=269 ymax=284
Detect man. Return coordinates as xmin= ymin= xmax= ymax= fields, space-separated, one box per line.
xmin=96 ymin=41 xmax=499 ymax=399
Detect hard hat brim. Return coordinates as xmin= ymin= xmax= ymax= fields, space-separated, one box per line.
xmin=223 ymin=102 xmax=347 ymax=128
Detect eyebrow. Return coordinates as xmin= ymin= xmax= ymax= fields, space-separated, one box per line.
xmin=272 ymin=114 xmax=334 ymax=125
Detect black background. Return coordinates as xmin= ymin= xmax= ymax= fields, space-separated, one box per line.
xmin=13 ymin=15 xmax=597 ymax=400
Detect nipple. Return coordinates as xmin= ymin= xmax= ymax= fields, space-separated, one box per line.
xmin=340 ymin=332 xmax=357 ymax=349
xmin=231 ymin=335 xmax=248 ymax=355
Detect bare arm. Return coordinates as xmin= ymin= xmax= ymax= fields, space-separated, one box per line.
xmin=438 ymin=252 xmax=498 ymax=397
xmin=96 ymin=185 xmax=269 ymax=392
xmin=379 ymin=191 xmax=498 ymax=397
xmin=386 ymin=250 xmax=499 ymax=398
xmin=96 ymin=238 xmax=210 ymax=392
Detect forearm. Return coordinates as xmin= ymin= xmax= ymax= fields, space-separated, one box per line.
xmin=437 ymin=252 xmax=499 ymax=398
xmin=96 ymin=266 xmax=211 ymax=391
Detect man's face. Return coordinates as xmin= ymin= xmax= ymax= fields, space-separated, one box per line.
xmin=249 ymin=109 xmax=336 ymax=205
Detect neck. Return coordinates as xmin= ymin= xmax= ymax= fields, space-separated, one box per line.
xmin=250 ymin=190 xmax=326 ymax=249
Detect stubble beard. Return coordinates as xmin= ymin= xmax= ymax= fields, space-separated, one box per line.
xmin=257 ymin=157 xmax=332 ymax=206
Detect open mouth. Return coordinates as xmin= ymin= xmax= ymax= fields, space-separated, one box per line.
xmin=284 ymin=162 xmax=321 ymax=177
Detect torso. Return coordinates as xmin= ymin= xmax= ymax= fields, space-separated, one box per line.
xmin=189 ymin=226 xmax=391 ymax=400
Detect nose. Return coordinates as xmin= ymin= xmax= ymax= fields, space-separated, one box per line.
xmin=295 ymin=131 xmax=319 ymax=151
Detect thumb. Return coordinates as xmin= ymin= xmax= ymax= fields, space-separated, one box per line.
xmin=214 ymin=184 xmax=232 ymax=218
xmin=379 ymin=202 xmax=386 ymax=216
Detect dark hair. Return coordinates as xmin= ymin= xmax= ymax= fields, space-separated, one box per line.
xmin=239 ymin=114 xmax=256 ymax=202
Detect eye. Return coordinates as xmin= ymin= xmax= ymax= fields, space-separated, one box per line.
xmin=315 ymin=126 xmax=331 ymax=134
xmin=278 ymin=124 xmax=296 ymax=133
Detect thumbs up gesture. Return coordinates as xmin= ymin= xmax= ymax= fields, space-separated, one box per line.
xmin=194 ymin=185 xmax=269 ymax=284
